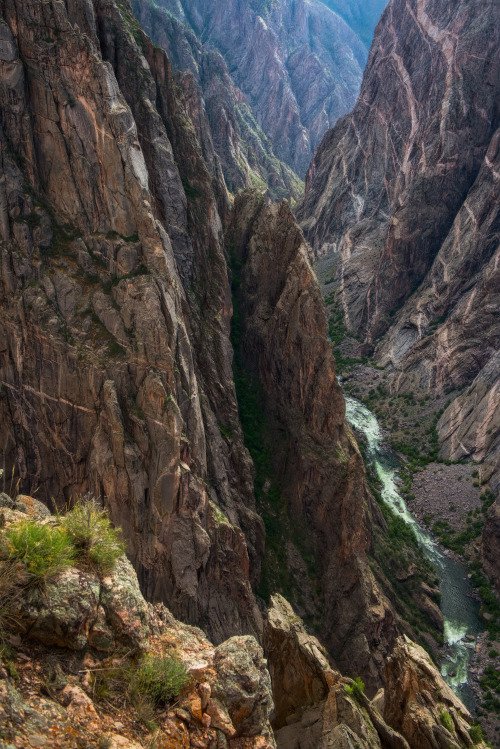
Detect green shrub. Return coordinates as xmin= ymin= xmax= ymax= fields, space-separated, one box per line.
xmin=440 ymin=710 xmax=454 ymax=732
xmin=345 ymin=676 xmax=365 ymax=701
xmin=5 ymin=521 xmax=75 ymax=579
xmin=468 ymin=724 xmax=484 ymax=744
xmin=62 ymin=497 xmax=124 ymax=573
xmin=129 ymin=654 xmax=189 ymax=706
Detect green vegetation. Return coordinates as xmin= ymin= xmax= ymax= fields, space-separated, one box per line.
xmin=327 ymin=305 xmax=368 ymax=372
xmin=344 ymin=676 xmax=365 ymax=701
xmin=129 ymin=654 xmax=189 ymax=706
xmin=181 ymin=178 xmax=201 ymax=201
xmin=1 ymin=497 xmax=124 ymax=586
xmin=439 ymin=710 xmax=454 ymax=732
xmin=5 ymin=521 xmax=75 ymax=580
xmin=468 ymin=724 xmax=484 ymax=744
xmin=91 ymin=652 xmax=188 ymax=730
xmin=429 ymin=490 xmax=495 ymax=555
xmin=62 ymin=498 xmax=125 ymax=573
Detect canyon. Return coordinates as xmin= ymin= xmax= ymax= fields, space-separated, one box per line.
xmin=297 ymin=0 xmax=500 ymax=603
xmin=0 ymin=0 xmax=498 ymax=746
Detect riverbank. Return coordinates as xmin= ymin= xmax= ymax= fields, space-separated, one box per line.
xmin=341 ymin=368 xmax=500 ymax=747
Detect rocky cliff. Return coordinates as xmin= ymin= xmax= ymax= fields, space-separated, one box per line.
xmin=0 ymin=0 xmax=465 ymax=718
xmin=226 ymin=193 xmax=443 ymax=691
xmin=263 ymin=595 xmax=480 ymax=749
xmin=296 ymin=0 xmax=500 ymax=572
xmin=0 ymin=0 xmax=264 ymax=645
xmin=131 ymin=0 xmax=304 ymax=201
xmin=0 ymin=498 xmax=276 ymax=748
xmin=0 ymin=500 xmax=482 ymax=748
xmin=132 ymin=0 xmax=367 ymax=178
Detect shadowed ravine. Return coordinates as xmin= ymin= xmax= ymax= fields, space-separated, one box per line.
xmin=344 ymin=394 xmax=482 ymax=709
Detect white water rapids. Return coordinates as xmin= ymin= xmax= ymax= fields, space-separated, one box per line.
xmin=344 ymin=394 xmax=481 ymax=708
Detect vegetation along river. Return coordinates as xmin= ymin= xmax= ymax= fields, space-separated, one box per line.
xmin=344 ymin=394 xmax=482 ymax=709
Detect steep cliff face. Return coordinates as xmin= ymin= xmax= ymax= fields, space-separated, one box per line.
xmin=227 ymin=193 xmax=406 ymax=691
xmin=264 ymin=596 xmax=481 ymax=749
xmin=298 ymin=0 xmax=499 ymax=340
xmin=133 ymin=0 xmax=367 ymax=178
xmin=296 ymin=0 xmax=500 ymax=545
xmin=0 ymin=0 xmax=264 ymax=645
xmin=0 ymin=499 xmax=276 ymax=749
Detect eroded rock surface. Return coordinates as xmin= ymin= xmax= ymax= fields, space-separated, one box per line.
xmin=0 ymin=503 xmax=276 ymax=749
xmin=0 ymin=0 xmax=263 ymax=644
xmin=297 ymin=0 xmax=500 ymax=560
xmin=264 ymin=594 xmax=411 ymax=749
xmin=383 ymin=636 xmax=482 ymax=749
xmin=228 ymin=194 xmax=399 ymax=690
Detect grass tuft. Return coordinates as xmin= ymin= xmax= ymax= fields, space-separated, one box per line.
xmin=62 ymin=496 xmax=124 ymax=573
xmin=5 ymin=521 xmax=75 ymax=579
xmin=344 ymin=676 xmax=365 ymax=701
xmin=439 ymin=710 xmax=454 ymax=732
xmin=129 ymin=654 xmax=189 ymax=706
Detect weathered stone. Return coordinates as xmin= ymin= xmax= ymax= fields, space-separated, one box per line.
xmin=15 ymin=567 xmax=100 ymax=650
xmin=212 ymin=636 xmax=274 ymax=741
xmin=382 ymin=636 xmax=479 ymax=749
xmin=13 ymin=496 xmax=51 ymax=518
xmin=228 ymin=193 xmax=397 ymax=689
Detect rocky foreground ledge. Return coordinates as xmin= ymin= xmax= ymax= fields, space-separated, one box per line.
xmin=0 ymin=497 xmax=486 ymax=749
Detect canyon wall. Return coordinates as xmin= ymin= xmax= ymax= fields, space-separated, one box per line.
xmin=297 ymin=0 xmax=500 ymax=561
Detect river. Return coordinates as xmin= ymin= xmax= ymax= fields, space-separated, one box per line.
xmin=344 ymin=394 xmax=482 ymax=709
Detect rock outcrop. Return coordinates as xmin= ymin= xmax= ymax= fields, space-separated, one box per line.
xmin=264 ymin=594 xmax=409 ymax=748
xmin=299 ymin=0 xmax=499 ymax=339
xmin=131 ymin=0 xmax=303 ymax=200
xmin=0 ymin=501 xmax=276 ymax=748
xmin=0 ymin=0 xmax=451 ymax=705
xmin=264 ymin=596 xmax=481 ymax=749
xmin=383 ymin=636 xmax=481 ymax=749
xmin=134 ymin=0 xmax=367 ymax=178
xmin=228 ymin=193 xmax=402 ymax=690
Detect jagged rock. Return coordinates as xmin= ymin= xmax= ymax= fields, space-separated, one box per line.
xmin=0 ymin=0 xmax=263 ymax=646
xmin=263 ymin=594 xmax=334 ymax=727
xmin=5 ymin=511 xmax=148 ymax=652
xmin=264 ymin=595 xmax=408 ymax=749
xmin=228 ymin=192 xmax=397 ymax=690
xmin=13 ymin=495 xmax=51 ymax=518
xmin=135 ymin=0 xmax=367 ymax=178
xmin=382 ymin=636 xmax=481 ymax=748
xmin=212 ymin=636 xmax=275 ymax=742
xmin=296 ymin=0 xmax=500 ymax=490
xmin=59 ymin=685 xmax=101 ymax=732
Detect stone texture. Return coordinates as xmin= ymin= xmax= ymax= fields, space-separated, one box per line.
xmin=297 ymin=0 xmax=500 ymax=578
xmin=264 ymin=595 xmax=409 ymax=749
xmin=382 ymin=636 xmax=482 ymax=749
xmin=0 ymin=0 xmax=263 ymax=645
xmin=0 ymin=526 xmax=276 ymax=748
xmin=298 ymin=0 xmax=500 ymax=340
